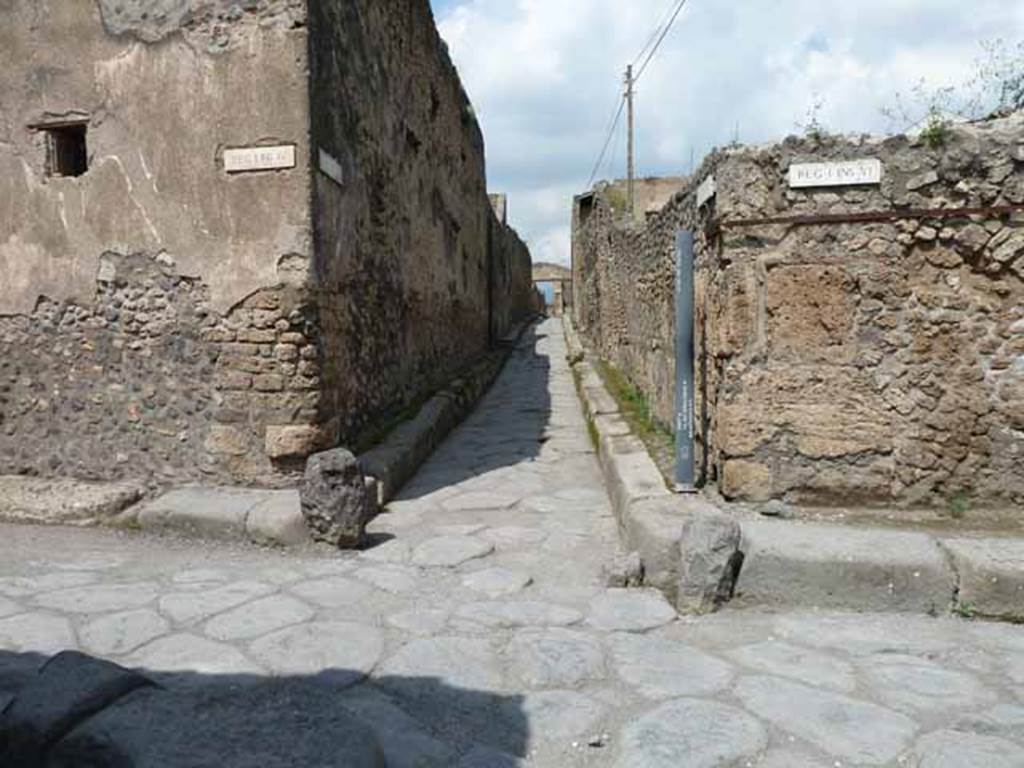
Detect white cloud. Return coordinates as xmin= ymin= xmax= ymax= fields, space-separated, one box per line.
xmin=436 ymin=0 xmax=1023 ymax=266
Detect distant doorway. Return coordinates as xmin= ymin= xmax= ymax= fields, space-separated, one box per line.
xmin=531 ymin=263 xmax=572 ymax=317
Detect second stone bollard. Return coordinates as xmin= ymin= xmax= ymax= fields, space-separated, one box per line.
xmin=300 ymin=448 xmax=377 ymax=548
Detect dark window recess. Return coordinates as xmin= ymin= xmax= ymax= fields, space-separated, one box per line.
xmin=44 ymin=124 xmax=88 ymax=178
xmin=578 ymin=194 xmax=595 ymax=227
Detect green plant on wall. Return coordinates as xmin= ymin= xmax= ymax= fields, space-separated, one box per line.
xmin=919 ymin=108 xmax=953 ymax=149
xmin=603 ymin=186 xmax=627 ymax=214
xmin=796 ymin=96 xmax=829 ymax=143
xmin=596 ymin=360 xmax=675 ymax=450
xmin=946 ymin=491 xmax=971 ymax=520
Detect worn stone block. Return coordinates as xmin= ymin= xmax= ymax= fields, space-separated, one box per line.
xmin=246 ymin=490 xmax=309 ymax=547
xmin=677 ymin=509 xmax=743 ymax=615
xmin=736 ymin=519 xmax=955 ymax=613
xmin=721 ymin=460 xmax=773 ymax=502
xmin=264 ymin=423 xmax=336 ymax=460
xmin=906 ymin=169 xmax=939 ymax=191
xmin=765 ymin=265 xmax=856 ymax=362
xmin=0 ymin=476 xmax=145 ymax=526
xmin=993 ymin=230 xmax=1024 ymax=264
xmin=136 ymin=487 xmax=267 ymax=540
xmin=716 ymin=367 xmax=893 ymax=461
xmin=253 ymin=374 xmax=285 ymax=392
xmin=623 ymin=498 xmax=685 ymax=598
xmin=942 ymin=538 xmax=1024 ymax=621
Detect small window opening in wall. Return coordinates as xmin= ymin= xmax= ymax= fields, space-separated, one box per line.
xmin=44 ymin=123 xmax=88 ymax=178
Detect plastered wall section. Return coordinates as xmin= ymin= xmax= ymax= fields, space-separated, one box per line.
xmin=0 ymin=1 xmax=315 ymax=484
xmin=574 ymin=114 xmax=1024 ymax=510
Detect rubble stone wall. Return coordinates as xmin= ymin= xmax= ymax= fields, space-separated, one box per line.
xmin=574 ymin=114 xmax=1024 ymax=509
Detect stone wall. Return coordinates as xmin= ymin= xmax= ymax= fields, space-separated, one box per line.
xmin=306 ymin=0 xmax=531 ymax=453
xmin=573 ymin=114 xmax=1024 ymax=510
xmin=1 ymin=0 xmax=533 ymax=486
xmin=490 ymin=219 xmax=535 ymax=341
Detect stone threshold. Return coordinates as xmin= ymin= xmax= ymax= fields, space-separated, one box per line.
xmin=564 ymin=315 xmax=1024 ymax=623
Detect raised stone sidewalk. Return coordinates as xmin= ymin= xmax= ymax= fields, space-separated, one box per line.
xmin=567 ymin=315 xmax=1024 ymax=623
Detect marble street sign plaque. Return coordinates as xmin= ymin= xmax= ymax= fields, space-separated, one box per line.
xmin=789 ymin=159 xmax=882 ymax=188
xmin=223 ymin=145 xmax=296 ymax=173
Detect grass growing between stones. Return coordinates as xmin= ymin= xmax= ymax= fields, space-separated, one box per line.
xmin=595 ymin=360 xmax=676 ymax=483
xmin=569 ymin=364 xmax=600 ymax=451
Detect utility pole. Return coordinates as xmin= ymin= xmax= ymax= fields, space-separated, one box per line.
xmin=625 ymin=64 xmax=635 ymax=220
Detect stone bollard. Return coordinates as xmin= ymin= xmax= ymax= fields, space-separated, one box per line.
xmin=676 ymin=510 xmax=744 ymax=615
xmin=300 ymin=448 xmax=377 ymax=548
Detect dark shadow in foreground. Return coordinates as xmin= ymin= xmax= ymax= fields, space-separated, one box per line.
xmin=0 ymin=649 xmax=528 ymax=767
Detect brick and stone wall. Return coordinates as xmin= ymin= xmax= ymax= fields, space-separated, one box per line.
xmin=1 ymin=0 xmax=533 ymax=487
xmin=574 ymin=113 xmax=1024 ymax=510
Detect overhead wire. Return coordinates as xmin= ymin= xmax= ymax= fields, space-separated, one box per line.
xmin=632 ymin=0 xmax=683 ymax=68
xmin=604 ymin=95 xmax=625 ymax=181
xmin=585 ymin=0 xmax=690 ymax=188
xmin=634 ymin=0 xmax=689 ymax=82
xmin=586 ymin=94 xmax=626 ymax=189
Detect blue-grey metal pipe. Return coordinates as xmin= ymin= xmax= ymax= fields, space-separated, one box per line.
xmin=674 ymin=230 xmax=697 ymax=493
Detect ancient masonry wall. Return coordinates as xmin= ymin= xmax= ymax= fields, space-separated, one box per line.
xmin=0 ymin=0 xmax=533 ymax=486
xmin=490 ymin=219 xmax=535 ymax=342
xmin=306 ymin=0 xmax=531 ymax=458
xmin=573 ymin=114 xmax=1024 ymax=509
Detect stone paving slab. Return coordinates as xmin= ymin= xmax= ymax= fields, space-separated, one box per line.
xmin=2 ymin=321 xmax=1024 ymax=766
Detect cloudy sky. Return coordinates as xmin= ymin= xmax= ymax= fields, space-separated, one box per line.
xmin=429 ymin=0 xmax=1023 ymax=266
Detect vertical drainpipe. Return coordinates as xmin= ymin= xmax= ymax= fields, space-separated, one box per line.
xmin=675 ymin=230 xmax=697 ymax=493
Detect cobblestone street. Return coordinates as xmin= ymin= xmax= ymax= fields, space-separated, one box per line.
xmin=2 ymin=320 xmax=1024 ymax=766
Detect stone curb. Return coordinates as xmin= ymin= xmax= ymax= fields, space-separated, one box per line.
xmin=562 ymin=317 xmax=1024 ymax=621
xmin=735 ymin=519 xmax=956 ymax=615
xmin=939 ymin=537 xmax=1024 ymax=622
xmin=562 ymin=313 xmax=585 ymax=364
xmin=130 ymin=487 xmax=309 ymax=548
xmin=564 ymin=315 xmax=705 ymax=609
xmin=359 ymin=319 xmax=536 ymax=507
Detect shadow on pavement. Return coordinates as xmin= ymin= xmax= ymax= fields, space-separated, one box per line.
xmin=395 ymin=325 xmax=554 ymax=502
xmin=0 ymin=649 xmax=528 ymax=767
